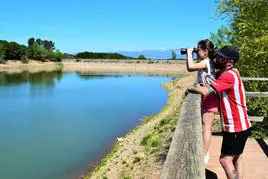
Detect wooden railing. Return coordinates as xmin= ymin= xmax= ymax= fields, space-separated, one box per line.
xmin=160 ymin=77 xmax=267 ymax=178
xmin=243 ymin=77 xmax=268 ymax=97
xmin=160 ymin=93 xmax=205 ymax=179
xmin=241 ymin=77 xmax=268 ymax=81
xmin=243 ymin=77 xmax=268 ymax=121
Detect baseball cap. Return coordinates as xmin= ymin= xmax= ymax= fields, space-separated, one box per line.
xmin=216 ymin=45 xmax=239 ymax=62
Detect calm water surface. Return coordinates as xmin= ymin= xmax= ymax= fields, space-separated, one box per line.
xmin=0 ymin=71 xmax=173 ymax=179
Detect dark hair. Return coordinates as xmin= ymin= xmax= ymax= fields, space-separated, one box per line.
xmin=197 ymin=39 xmax=217 ymax=60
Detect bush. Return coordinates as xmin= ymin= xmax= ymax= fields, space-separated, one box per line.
xmin=137 ymin=54 xmax=146 ymax=60
xmin=0 ymin=56 xmax=5 ymax=64
xmin=53 ymin=49 xmax=62 ymax=62
xmin=21 ymin=55 xmax=29 ymax=64
xmin=5 ymin=42 xmax=27 ymax=60
xmin=251 ymin=118 xmax=268 ymax=139
xmin=141 ymin=134 xmax=160 ymax=148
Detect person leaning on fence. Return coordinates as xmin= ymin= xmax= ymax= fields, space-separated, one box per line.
xmin=187 ymin=45 xmax=252 ymax=179
xmin=185 ymin=39 xmax=219 ymax=164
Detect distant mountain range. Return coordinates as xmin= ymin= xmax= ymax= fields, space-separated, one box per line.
xmin=118 ymin=49 xmax=185 ymax=59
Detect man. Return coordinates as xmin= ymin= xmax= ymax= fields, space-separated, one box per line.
xmin=188 ymin=45 xmax=251 ymax=179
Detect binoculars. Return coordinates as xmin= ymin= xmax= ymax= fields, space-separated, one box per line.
xmin=180 ymin=48 xmax=198 ymax=55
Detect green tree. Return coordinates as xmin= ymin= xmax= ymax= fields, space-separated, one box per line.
xmin=32 ymin=43 xmax=46 ymax=61
xmin=210 ymin=26 xmax=232 ymax=48
xmin=0 ymin=43 xmax=5 ymax=57
xmin=171 ymin=50 xmax=176 ymax=60
xmin=53 ymin=49 xmax=62 ymax=62
xmin=43 ymin=40 xmax=55 ymax=50
xmin=28 ymin=37 xmax=35 ymax=47
xmin=0 ymin=43 xmax=5 ymax=63
xmin=36 ymin=38 xmax=43 ymax=47
xmin=214 ymin=0 xmax=268 ymax=138
xmin=215 ymin=0 xmax=268 ymax=77
xmin=138 ymin=54 xmax=146 ymax=59
xmin=49 ymin=41 xmax=55 ymax=50
xmin=5 ymin=42 xmax=27 ymax=60
xmin=76 ymin=51 xmax=131 ymax=59
xmin=27 ymin=38 xmax=35 ymax=59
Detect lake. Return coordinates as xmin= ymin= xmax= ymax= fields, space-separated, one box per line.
xmin=0 ymin=70 xmax=172 ymax=179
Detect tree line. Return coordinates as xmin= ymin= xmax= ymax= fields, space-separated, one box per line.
xmin=0 ymin=38 xmax=182 ymax=62
xmin=0 ymin=38 xmax=62 ymax=63
xmin=211 ymin=0 xmax=268 ymax=138
xmin=75 ymin=51 xmax=133 ymax=59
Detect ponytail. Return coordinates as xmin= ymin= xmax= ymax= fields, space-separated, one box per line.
xmin=197 ymin=39 xmax=217 ymax=60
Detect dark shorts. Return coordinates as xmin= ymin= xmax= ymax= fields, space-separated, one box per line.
xmin=221 ymin=128 xmax=251 ymax=155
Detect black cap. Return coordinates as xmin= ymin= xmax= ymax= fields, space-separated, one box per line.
xmin=216 ymin=45 xmax=239 ymax=62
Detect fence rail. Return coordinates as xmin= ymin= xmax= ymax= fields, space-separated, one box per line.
xmin=246 ymin=92 xmax=268 ymax=97
xmin=241 ymin=77 xmax=268 ymax=81
xmin=160 ymin=76 xmax=267 ymax=178
xmin=242 ymin=77 xmax=268 ymax=97
xmin=160 ymin=93 xmax=204 ymax=179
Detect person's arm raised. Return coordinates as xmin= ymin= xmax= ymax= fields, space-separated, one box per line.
xmin=186 ymin=48 xmax=207 ymax=71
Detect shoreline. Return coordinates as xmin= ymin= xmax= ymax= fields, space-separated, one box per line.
xmin=62 ymin=60 xmax=186 ymax=75
xmin=0 ymin=60 xmax=187 ymax=75
xmin=85 ymin=74 xmax=196 ymax=179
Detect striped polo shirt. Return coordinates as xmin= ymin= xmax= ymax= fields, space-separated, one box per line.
xmin=210 ymin=68 xmax=251 ymax=132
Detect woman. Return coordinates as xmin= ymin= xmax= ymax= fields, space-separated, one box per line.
xmin=186 ymin=39 xmax=219 ymax=164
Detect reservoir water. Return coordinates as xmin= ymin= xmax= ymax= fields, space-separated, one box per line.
xmin=0 ymin=71 xmax=172 ymax=179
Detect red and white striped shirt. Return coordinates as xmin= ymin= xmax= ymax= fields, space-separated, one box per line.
xmin=210 ymin=68 xmax=251 ymax=132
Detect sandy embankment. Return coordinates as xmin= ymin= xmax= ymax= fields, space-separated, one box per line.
xmin=62 ymin=60 xmax=187 ymax=75
xmin=0 ymin=59 xmax=188 ymax=75
xmin=0 ymin=60 xmax=63 ymax=73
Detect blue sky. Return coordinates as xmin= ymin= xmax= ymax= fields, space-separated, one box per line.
xmin=0 ymin=0 xmax=225 ymax=53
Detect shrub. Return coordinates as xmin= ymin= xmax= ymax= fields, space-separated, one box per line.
xmin=21 ymin=55 xmax=29 ymax=64
xmin=0 ymin=56 xmax=5 ymax=64
xmin=141 ymin=134 xmax=160 ymax=148
xmin=137 ymin=54 xmax=146 ymax=59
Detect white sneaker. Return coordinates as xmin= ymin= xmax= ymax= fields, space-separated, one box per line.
xmin=204 ymin=153 xmax=210 ymax=164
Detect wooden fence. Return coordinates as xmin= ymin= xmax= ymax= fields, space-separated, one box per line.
xmin=243 ymin=77 xmax=268 ymax=97
xmin=160 ymin=77 xmax=267 ymax=178
xmin=160 ymin=93 xmax=204 ymax=179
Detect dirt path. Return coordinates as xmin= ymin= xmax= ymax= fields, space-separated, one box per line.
xmin=206 ymin=136 xmax=268 ymax=179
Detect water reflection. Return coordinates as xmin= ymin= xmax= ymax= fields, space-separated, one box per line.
xmin=0 ymin=70 xmax=177 ymax=87
xmin=0 ymin=70 xmax=63 ymax=86
xmin=77 ymin=71 xmax=174 ymax=80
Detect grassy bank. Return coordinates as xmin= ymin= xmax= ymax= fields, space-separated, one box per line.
xmin=84 ymin=74 xmax=196 ymax=179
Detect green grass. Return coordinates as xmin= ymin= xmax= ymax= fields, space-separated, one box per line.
xmin=120 ymin=172 xmax=131 ymax=179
